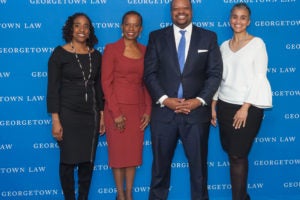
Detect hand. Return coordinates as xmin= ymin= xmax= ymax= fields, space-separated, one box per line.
xmin=140 ymin=114 xmax=150 ymax=130
xmin=99 ymin=111 xmax=105 ymax=135
xmin=233 ymin=103 xmax=250 ymax=129
xmin=114 ymin=115 xmax=126 ymax=131
xmin=52 ymin=120 xmax=63 ymax=141
xmin=211 ymin=100 xmax=217 ymax=127
xmin=163 ymin=98 xmax=185 ymax=111
xmin=174 ymin=98 xmax=201 ymax=114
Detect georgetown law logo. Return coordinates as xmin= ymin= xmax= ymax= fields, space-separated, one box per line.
xmin=28 ymin=0 xmax=107 ymax=5
xmin=160 ymin=22 xmax=173 ymax=28
xmin=97 ymin=187 xmax=117 ymax=195
xmin=0 ymin=119 xmax=52 ymax=126
xmin=268 ymin=66 xmax=297 ymax=74
xmin=0 ymin=144 xmax=13 ymax=150
xmin=154 ymin=19 xmax=300 ymax=29
xmin=283 ymin=181 xmax=300 ymax=189
xmin=1 ymin=189 xmax=59 ymax=198
xmin=216 ymin=19 xmax=300 ymax=28
xmin=0 ymin=166 xmax=46 ymax=174
xmin=31 ymin=71 xmax=47 ymax=78
xmin=272 ymin=90 xmax=300 ymax=96
xmin=255 ymin=136 xmax=296 ymax=143
xmin=0 ymin=72 xmax=10 ymax=78
xmin=93 ymin=164 xmax=110 ymax=171
xmin=286 ymin=43 xmax=300 ymax=50
xmin=92 ymin=22 xmax=120 ymax=29
xmin=0 ymin=96 xmax=45 ymax=103
xmin=97 ymin=186 xmax=150 ymax=195
xmin=0 ymin=22 xmax=42 ymax=29
xmin=223 ymin=0 xmax=296 ymax=4
xmin=0 ymin=47 xmax=54 ymax=54
xmin=208 ymin=183 xmax=264 ymax=191
xmin=207 ymin=161 xmax=230 ymax=168
xmin=0 ymin=96 xmax=24 ymax=102
xmin=254 ymin=159 xmax=300 ymax=166
xmin=160 ymin=21 xmax=225 ymax=29
xmin=97 ymin=140 xmax=108 ymax=147
xmin=171 ymin=162 xmax=189 ymax=168
xmin=33 ymin=142 xmax=59 ymax=149
xmin=255 ymin=20 xmax=300 ymax=27
xmin=128 ymin=0 xmax=202 ymax=5
xmin=284 ymin=113 xmax=300 ymax=120
xmin=132 ymin=186 xmax=151 ymax=193
xmin=143 ymin=139 xmax=151 ymax=146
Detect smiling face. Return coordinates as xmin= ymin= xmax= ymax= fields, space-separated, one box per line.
xmin=171 ymin=0 xmax=192 ymax=29
xmin=72 ymin=15 xmax=90 ymax=43
xmin=121 ymin=13 xmax=142 ymax=41
xmin=230 ymin=7 xmax=250 ymax=34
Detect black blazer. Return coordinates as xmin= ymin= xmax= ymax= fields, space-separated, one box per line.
xmin=144 ymin=25 xmax=223 ymax=123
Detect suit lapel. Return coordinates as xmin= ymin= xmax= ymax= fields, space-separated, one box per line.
xmin=184 ymin=26 xmax=200 ymax=74
xmin=165 ymin=27 xmax=181 ymax=75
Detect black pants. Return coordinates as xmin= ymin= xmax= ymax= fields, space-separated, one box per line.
xmin=59 ymin=162 xmax=94 ymax=200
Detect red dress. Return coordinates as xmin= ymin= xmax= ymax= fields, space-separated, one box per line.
xmin=102 ymin=39 xmax=152 ymax=168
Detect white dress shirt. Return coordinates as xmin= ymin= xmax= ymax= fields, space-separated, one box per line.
xmin=158 ymin=23 xmax=206 ymax=106
xmin=174 ymin=23 xmax=192 ymax=62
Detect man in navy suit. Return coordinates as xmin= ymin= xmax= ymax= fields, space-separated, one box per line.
xmin=144 ymin=0 xmax=223 ymax=199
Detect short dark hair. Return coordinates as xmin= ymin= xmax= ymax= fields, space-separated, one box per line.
xmin=231 ymin=3 xmax=251 ymax=16
xmin=62 ymin=13 xmax=98 ymax=48
xmin=170 ymin=0 xmax=192 ymax=10
xmin=122 ymin=10 xmax=143 ymax=26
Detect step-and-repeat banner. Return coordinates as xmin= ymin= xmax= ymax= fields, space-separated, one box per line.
xmin=0 ymin=1 xmax=299 ymax=200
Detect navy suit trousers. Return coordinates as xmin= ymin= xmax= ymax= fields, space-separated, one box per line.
xmin=148 ymin=114 xmax=210 ymax=200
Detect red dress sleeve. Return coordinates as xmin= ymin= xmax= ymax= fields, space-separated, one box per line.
xmin=101 ymin=44 xmax=122 ymax=119
xmin=140 ymin=45 xmax=152 ymax=116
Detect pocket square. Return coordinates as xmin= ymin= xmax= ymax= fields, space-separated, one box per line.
xmin=198 ymin=49 xmax=208 ymax=53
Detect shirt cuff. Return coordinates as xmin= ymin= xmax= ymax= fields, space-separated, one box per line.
xmin=196 ymin=97 xmax=206 ymax=106
xmin=156 ymin=95 xmax=168 ymax=107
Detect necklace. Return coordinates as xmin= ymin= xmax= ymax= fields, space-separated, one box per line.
xmin=71 ymin=42 xmax=92 ymax=102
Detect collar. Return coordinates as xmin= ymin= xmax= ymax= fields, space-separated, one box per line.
xmin=173 ymin=23 xmax=192 ymax=33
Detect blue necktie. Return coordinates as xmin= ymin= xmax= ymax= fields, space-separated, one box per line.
xmin=177 ymin=30 xmax=186 ymax=98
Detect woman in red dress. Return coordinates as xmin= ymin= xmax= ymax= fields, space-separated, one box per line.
xmin=101 ymin=11 xmax=152 ymax=200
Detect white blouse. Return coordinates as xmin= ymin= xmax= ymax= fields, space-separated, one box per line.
xmin=213 ymin=37 xmax=272 ymax=109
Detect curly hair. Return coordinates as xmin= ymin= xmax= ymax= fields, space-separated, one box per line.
xmin=62 ymin=13 xmax=98 ymax=48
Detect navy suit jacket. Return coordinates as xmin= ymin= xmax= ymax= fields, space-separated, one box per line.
xmin=144 ymin=25 xmax=223 ymax=124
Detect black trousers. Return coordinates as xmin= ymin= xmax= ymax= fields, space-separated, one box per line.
xmin=59 ymin=162 xmax=94 ymax=200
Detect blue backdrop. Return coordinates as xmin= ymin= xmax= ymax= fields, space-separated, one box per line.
xmin=0 ymin=1 xmax=300 ymax=200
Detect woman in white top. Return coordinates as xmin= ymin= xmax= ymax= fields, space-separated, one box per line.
xmin=211 ymin=3 xmax=272 ymax=200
